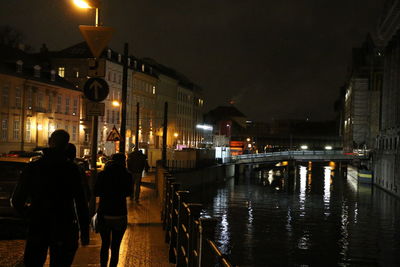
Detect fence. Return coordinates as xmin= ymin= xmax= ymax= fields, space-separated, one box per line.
xmin=162 ymin=175 xmax=234 ymax=267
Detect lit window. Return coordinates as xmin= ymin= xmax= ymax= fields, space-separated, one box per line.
xmin=13 ymin=119 xmax=20 ymax=140
xmin=15 ymin=87 xmax=21 ymax=108
xmin=25 ymin=119 xmax=31 ymax=142
xmin=58 ymin=67 xmax=65 ymax=78
xmin=76 ymin=71 xmax=79 ymax=78
xmin=1 ymin=118 xmax=8 ymax=141
xmin=72 ymin=126 xmax=77 ymax=141
xmin=152 ymin=86 xmax=156 ymax=94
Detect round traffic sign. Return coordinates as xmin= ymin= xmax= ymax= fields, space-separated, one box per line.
xmin=83 ymin=78 xmax=109 ymax=102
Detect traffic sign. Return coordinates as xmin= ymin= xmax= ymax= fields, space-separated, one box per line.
xmin=86 ymin=101 xmax=105 ymax=116
xmin=84 ymin=78 xmax=109 ymax=102
xmin=79 ymin=25 xmax=115 ymax=58
xmin=107 ymin=126 xmax=121 ymax=142
xmin=88 ymin=58 xmax=105 ymax=77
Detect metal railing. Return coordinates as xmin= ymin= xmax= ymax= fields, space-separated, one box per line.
xmin=162 ymin=175 xmax=234 ymax=267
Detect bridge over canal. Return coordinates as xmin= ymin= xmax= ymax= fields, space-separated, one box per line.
xmin=230 ymin=150 xmax=368 ymax=164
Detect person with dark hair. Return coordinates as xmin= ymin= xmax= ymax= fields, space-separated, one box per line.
xmin=127 ymin=148 xmax=149 ymax=202
xmin=66 ymin=143 xmax=91 ymax=202
xmin=95 ymin=153 xmax=132 ymax=267
xmin=12 ymin=129 xmax=90 ymax=267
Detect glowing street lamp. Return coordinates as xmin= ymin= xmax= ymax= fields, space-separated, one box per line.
xmin=112 ymin=100 xmax=120 ymax=107
xmin=72 ymin=0 xmax=101 ymax=26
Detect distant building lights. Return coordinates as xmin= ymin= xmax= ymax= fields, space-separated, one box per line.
xmin=196 ymin=124 xmax=213 ymax=131
xmin=37 ymin=124 xmax=43 ymax=131
xmin=301 ymin=145 xmax=308 ymax=150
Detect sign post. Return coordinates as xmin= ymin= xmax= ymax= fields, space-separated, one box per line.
xmin=79 ymin=24 xmax=114 ymax=216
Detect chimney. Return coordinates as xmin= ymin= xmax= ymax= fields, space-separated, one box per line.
xmin=33 ymin=65 xmax=41 ymax=78
xmin=50 ymin=70 xmax=56 ymax=81
xmin=40 ymin=43 xmax=48 ymax=54
xmin=16 ymin=60 xmax=23 ymax=73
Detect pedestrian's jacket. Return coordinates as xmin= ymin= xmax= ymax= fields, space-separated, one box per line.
xmin=11 ymin=148 xmax=89 ymax=238
xmin=95 ymin=161 xmax=132 ymax=217
xmin=127 ymin=151 xmax=149 ymax=174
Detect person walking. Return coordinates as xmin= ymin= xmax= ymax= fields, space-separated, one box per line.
xmin=11 ymin=129 xmax=90 ymax=267
xmin=127 ymin=148 xmax=149 ymax=203
xmin=95 ymin=153 xmax=132 ymax=267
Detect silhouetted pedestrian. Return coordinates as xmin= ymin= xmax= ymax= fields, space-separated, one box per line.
xmin=127 ymin=148 xmax=149 ymax=202
xmin=66 ymin=143 xmax=91 ymax=202
xmin=12 ymin=129 xmax=89 ymax=267
xmin=95 ymin=153 xmax=132 ymax=267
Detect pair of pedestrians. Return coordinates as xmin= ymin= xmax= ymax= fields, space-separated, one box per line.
xmin=12 ymin=129 xmax=150 ymax=267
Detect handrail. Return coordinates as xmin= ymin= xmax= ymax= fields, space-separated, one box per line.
xmin=162 ymin=172 xmax=234 ymax=267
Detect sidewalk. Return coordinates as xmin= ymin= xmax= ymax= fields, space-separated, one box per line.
xmin=72 ymin=173 xmax=172 ymax=267
xmin=0 ymin=173 xmax=173 ymax=267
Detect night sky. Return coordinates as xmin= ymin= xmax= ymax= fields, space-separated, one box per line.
xmin=0 ymin=0 xmax=384 ymax=122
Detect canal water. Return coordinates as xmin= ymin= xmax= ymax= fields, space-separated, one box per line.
xmin=196 ymin=162 xmax=400 ymax=266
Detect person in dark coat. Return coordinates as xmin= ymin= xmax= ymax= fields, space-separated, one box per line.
xmin=127 ymin=149 xmax=149 ymax=202
xmin=95 ymin=153 xmax=132 ymax=267
xmin=12 ymin=129 xmax=90 ymax=267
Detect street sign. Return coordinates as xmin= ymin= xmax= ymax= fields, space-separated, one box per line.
xmin=84 ymin=78 xmax=109 ymax=102
xmin=79 ymin=25 xmax=115 ymax=58
xmin=86 ymin=101 xmax=105 ymax=116
xmin=107 ymin=126 xmax=121 ymax=141
xmin=88 ymin=58 xmax=105 ymax=77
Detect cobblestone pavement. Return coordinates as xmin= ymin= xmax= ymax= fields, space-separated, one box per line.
xmin=0 ymin=173 xmax=173 ymax=267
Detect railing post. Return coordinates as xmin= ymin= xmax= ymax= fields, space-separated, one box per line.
xmin=199 ymin=218 xmax=218 ymax=267
xmin=176 ymin=191 xmax=190 ymax=266
xmin=162 ymin=175 xmax=175 ymax=229
xmin=166 ymin=182 xmax=180 ymax=243
xmin=187 ymin=204 xmax=202 ymax=267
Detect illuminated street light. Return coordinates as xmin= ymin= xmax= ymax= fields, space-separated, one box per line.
xmin=246 ymin=137 xmax=251 ymax=142
xmin=325 ymin=145 xmax=333 ymax=150
xmin=112 ymin=100 xmax=120 ymax=107
xmin=174 ymin=132 xmax=179 ymax=138
xmin=300 ymin=145 xmax=308 ymax=150
xmin=72 ymin=0 xmax=101 ymax=26
xmin=73 ymin=0 xmax=92 ymax=9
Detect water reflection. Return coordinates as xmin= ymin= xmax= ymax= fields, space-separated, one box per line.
xmin=199 ymin=162 xmax=400 ymax=266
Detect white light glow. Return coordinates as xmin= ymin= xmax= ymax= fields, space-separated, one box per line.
xmin=196 ymin=124 xmax=213 ymax=131
xmin=325 ymin=145 xmax=333 ymax=150
xmin=37 ymin=124 xmax=43 ymax=131
xmin=73 ymin=0 xmax=92 ymax=8
xmin=301 ymin=145 xmax=308 ymax=150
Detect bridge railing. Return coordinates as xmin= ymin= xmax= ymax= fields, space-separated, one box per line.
xmin=230 ymin=150 xmax=359 ymax=162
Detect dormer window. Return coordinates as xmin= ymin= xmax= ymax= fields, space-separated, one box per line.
xmin=34 ymin=65 xmax=41 ymax=78
xmin=16 ymin=60 xmax=23 ymax=73
xmin=58 ymin=67 xmax=65 ymax=78
xmin=107 ymin=49 xmax=112 ymax=59
xmin=141 ymin=64 xmax=145 ymax=72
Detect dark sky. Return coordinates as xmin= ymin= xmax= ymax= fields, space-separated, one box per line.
xmin=0 ymin=0 xmax=384 ymax=122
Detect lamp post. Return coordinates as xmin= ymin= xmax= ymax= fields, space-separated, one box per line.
xmin=72 ymin=0 xmax=103 ymax=217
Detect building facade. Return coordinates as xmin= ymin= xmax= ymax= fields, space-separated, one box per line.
xmin=374 ymin=0 xmax=400 ymax=196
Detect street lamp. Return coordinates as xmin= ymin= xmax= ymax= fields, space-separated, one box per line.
xmin=72 ymin=0 xmax=101 ymax=26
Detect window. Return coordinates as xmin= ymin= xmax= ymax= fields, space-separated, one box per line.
xmin=37 ymin=92 xmax=44 ymax=109
xmin=65 ymin=97 xmax=70 ymax=114
xmin=2 ymin=84 xmax=9 ymax=106
xmin=1 ymin=118 xmax=7 ymax=141
xmin=72 ymin=126 xmax=77 ymax=141
xmin=57 ymin=95 xmax=62 ymax=113
xmin=25 ymin=119 xmax=31 ymax=142
xmin=48 ymin=94 xmax=53 ymax=112
xmin=15 ymin=87 xmax=21 ymax=108
xmin=27 ymin=88 xmax=32 ymax=109
xmin=73 ymin=98 xmax=78 ymax=115
xmin=13 ymin=119 xmax=20 ymax=140
xmin=111 ymin=110 xmax=115 ymax=124
xmin=152 ymin=86 xmax=156 ymax=94
xmin=75 ymin=71 xmax=79 ymax=78
xmin=65 ymin=124 xmax=69 ymax=134
xmin=58 ymin=67 xmax=65 ymax=78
